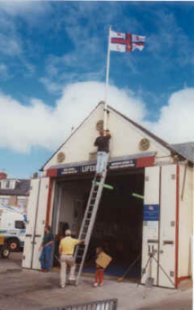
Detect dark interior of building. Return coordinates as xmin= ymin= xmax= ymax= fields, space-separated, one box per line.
xmin=54 ymin=168 xmax=144 ymax=282
xmin=85 ymin=170 xmax=144 ymax=280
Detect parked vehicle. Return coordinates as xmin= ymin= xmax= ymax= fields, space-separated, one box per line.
xmin=0 ymin=205 xmax=26 ymax=251
xmin=0 ymin=236 xmax=10 ymax=258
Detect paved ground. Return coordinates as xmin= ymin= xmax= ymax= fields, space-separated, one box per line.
xmin=0 ymin=253 xmax=193 ymax=310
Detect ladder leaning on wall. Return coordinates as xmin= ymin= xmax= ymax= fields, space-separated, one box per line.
xmin=74 ymin=169 xmax=107 ymax=285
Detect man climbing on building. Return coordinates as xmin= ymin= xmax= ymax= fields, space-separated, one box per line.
xmin=94 ymin=129 xmax=111 ymax=176
xmin=59 ymin=229 xmax=84 ymax=288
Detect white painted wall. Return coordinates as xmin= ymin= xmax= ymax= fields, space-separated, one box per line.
xmin=44 ymin=103 xmax=171 ymax=171
xmin=0 ymin=179 xmax=16 ymax=190
xmin=107 ymin=109 xmax=171 ymax=159
xmin=178 ymin=164 xmax=193 ymax=278
xmin=44 ymin=105 xmax=103 ymax=170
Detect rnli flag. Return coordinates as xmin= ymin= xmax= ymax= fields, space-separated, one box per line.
xmin=110 ymin=30 xmax=145 ymax=53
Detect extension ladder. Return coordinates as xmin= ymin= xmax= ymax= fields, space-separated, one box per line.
xmin=74 ymin=169 xmax=107 ymax=285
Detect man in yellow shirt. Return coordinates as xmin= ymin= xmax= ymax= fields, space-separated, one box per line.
xmin=59 ymin=229 xmax=84 ymax=288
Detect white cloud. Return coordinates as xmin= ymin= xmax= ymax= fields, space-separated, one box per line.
xmin=0 ymin=33 xmax=21 ymax=56
xmin=0 ymin=82 xmax=146 ymax=153
xmin=0 ymin=83 xmax=194 ymax=154
xmin=0 ymin=1 xmax=51 ymax=18
xmin=146 ymin=88 xmax=194 ymax=143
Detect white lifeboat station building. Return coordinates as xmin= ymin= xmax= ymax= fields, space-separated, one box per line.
xmin=22 ymin=102 xmax=193 ymax=288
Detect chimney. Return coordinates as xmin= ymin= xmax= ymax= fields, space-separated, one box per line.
xmin=0 ymin=172 xmax=7 ymax=180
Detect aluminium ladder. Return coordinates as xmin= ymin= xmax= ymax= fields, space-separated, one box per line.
xmin=74 ymin=169 xmax=107 ymax=285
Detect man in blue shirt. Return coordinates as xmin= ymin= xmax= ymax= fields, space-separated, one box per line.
xmin=39 ymin=225 xmax=54 ymax=271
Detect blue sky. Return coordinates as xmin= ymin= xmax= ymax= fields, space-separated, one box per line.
xmin=0 ymin=1 xmax=194 ymax=178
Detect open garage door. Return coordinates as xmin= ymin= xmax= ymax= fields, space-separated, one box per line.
xmin=22 ymin=178 xmax=40 ymax=269
xmin=89 ymin=171 xmax=144 ymax=280
xmin=141 ymin=165 xmax=178 ymax=288
xmin=53 ymin=170 xmax=145 ymax=282
xmin=159 ymin=164 xmax=177 ymax=288
xmin=141 ymin=166 xmax=160 ymax=286
xmin=22 ymin=177 xmax=50 ymax=270
xmin=32 ymin=177 xmax=50 ymax=269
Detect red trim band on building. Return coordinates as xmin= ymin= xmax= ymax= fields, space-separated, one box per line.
xmin=46 ymin=155 xmax=155 ymax=178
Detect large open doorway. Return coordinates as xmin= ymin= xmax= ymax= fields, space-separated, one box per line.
xmin=52 ymin=168 xmax=144 ymax=282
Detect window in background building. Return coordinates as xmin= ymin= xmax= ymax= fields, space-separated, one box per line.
xmin=15 ymin=220 xmax=26 ymax=229
xmin=0 ymin=198 xmax=9 ymax=205
xmin=18 ymin=198 xmax=27 ymax=209
xmin=5 ymin=180 xmax=10 ymax=189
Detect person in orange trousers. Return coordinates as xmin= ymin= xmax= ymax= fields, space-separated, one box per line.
xmin=93 ymin=247 xmax=105 ymax=287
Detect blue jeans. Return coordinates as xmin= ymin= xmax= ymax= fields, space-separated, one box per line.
xmin=40 ymin=244 xmax=53 ymax=271
xmin=96 ymin=152 xmax=109 ymax=174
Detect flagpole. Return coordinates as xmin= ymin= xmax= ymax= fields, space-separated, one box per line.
xmin=104 ymin=25 xmax=111 ymax=131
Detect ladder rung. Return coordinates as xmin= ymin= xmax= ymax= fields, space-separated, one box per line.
xmin=77 ymin=251 xmax=84 ymax=256
xmin=74 ymin=168 xmax=107 ymax=285
xmin=77 ymin=249 xmax=84 ymax=254
xmin=77 ymin=248 xmax=84 ymax=253
xmin=77 ymin=254 xmax=84 ymax=259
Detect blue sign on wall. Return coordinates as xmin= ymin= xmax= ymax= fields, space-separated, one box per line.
xmin=143 ymin=204 xmax=160 ymax=221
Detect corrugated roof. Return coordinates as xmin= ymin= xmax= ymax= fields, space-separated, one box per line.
xmin=171 ymin=142 xmax=194 ymax=164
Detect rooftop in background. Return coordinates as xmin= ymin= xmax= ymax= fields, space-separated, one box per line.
xmin=171 ymin=142 xmax=194 ymax=164
xmin=0 ymin=179 xmax=30 ymax=196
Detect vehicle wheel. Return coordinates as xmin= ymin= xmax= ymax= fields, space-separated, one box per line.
xmin=1 ymin=245 xmax=10 ymax=258
xmin=7 ymin=238 xmax=20 ymax=251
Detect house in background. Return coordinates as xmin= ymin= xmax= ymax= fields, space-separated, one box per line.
xmin=0 ymin=173 xmax=30 ymax=213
